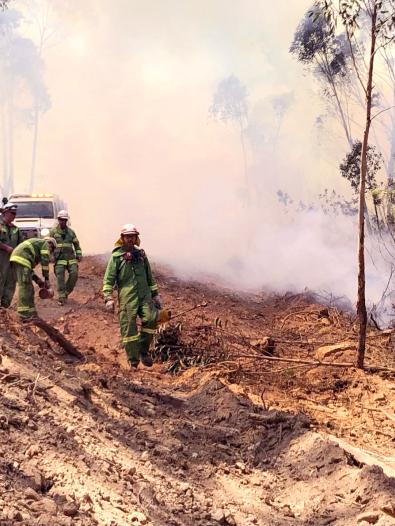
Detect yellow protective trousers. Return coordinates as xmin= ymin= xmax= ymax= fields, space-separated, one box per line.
xmin=119 ymin=300 xmax=157 ymax=364
xmin=15 ymin=265 xmax=36 ymax=319
xmin=0 ymin=255 xmax=16 ymax=308
xmin=54 ymin=261 xmax=78 ymax=299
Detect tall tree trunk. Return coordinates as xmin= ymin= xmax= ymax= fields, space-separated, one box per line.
xmin=321 ymin=54 xmax=353 ymax=149
xmin=29 ymin=103 xmax=39 ymax=193
xmin=387 ymin=87 xmax=395 ymax=183
xmin=29 ymin=35 xmax=45 ymax=194
xmin=385 ymin=87 xmax=395 ymax=230
xmin=4 ymin=79 xmax=15 ymax=196
xmin=239 ymin=117 xmax=249 ymax=205
xmin=357 ymin=4 xmax=377 ymax=369
xmin=1 ymin=103 xmax=7 ymax=196
xmin=7 ymin=96 xmax=14 ymax=195
xmin=322 ymin=56 xmax=374 ymax=235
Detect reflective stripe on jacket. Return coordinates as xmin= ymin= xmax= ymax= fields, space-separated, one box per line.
xmin=10 ymin=238 xmax=50 ymax=279
xmin=50 ymin=226 xmax=82 ymax=265
xmin=102 ymin=246 xmax=158 ymax=307
xmin=0 ymin=217 xmax=22 ymax=251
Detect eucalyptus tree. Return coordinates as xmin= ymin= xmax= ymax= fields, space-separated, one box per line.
xmin=209 ymin=75 xmax=250 ymax=202
xmin=313 ymin=0 xmax=395 ymax=368
xmin=0 ymin=6 xmax=49 ymax=195
xmin=290 ymin=6 xmax=354 ymax=147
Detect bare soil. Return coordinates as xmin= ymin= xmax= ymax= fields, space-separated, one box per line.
xmin=0 ymin=256 xmax=395 ymax=526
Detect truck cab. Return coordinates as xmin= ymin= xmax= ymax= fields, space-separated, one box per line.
xmin=7 ymin=193 xmax=67 ymax=239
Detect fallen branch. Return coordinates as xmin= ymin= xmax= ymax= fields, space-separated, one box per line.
xmin=31 ymin=373 xmax=40 ymax=402
xmin=231 ymin=352 xmax=395 ymax=374
xmin=280 ymin=309 xmax=308 ymax=329
xmin=171 ymin=302 xmax=209 ymax=320
xmin=370 ymin=313 xmax=381 ymax=331
xmin=212 ymin=323 xmax=389 ymax=348
xmin=360 ymin=405 xmax=395 ymax=424
xmin=30 ymin=317 xmax=84 ymax=360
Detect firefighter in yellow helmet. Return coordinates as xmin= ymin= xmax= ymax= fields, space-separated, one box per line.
xmin=102 ymin=224 xmax=161 ymax=368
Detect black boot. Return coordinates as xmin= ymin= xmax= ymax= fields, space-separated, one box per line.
xmin=128 ymin=360 xmax=139 ymax=369
xmin=140 ymin=353 xmax=153 ymax=367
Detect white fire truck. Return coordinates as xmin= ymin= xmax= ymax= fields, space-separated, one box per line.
xmin=6 ymin=193 xmax=67 ymax=239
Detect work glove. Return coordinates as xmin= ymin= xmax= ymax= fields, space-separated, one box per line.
xmin=152 ymin=294 xmax=162 ymax=309
xmin=77 ymin=256 xmax=82 ymax=262
xmin=105 ymin=299 xmax=115 ymax=313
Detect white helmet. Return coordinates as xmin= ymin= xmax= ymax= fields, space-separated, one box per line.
xmin=57 ymin=210 xmax=69 ymax=220
xmin=3 ymin=202 xmax=17 ymax=212
xmin=121 ymin=223 xmax=139 ymax=236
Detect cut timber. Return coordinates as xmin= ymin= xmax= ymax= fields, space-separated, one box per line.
xmin=31 ymin=317 xmax=84 ymax=360
xmin=328 ymin=434 xmax=395 ymax=479
xmin=315 ymin=341 xmax=355 ymax=361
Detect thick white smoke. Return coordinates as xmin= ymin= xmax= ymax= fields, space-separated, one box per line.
xmin=2 ymin=0 xmax=395 ymax=323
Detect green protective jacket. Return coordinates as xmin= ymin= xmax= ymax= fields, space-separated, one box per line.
xmin=102 ymin=246 xmax=159 ymax=307
xmin=0 ymin=217 xmax=22 ymax=262
xmin=49 ymin=226 xmax=82 ymax=266
xmin=10 ymin=238 xmax=51 ymax=279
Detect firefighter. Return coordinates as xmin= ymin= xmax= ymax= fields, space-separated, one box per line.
xmin=10 ymin=236 xmax=57 ymax=320
xmin=0 ymin=202 xmax=23 ymax=308
xmin=102 ymin=224 xmax=162 ymax=368
xmin=49 ymin=210 xmax=82 ymax=305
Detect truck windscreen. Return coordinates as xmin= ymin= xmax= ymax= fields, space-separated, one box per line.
xmin=15 ymin=201 xmax=55 ymax=218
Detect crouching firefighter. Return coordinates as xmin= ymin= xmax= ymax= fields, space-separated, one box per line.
xmin=102 ymin=224 xmax=162 ymax=368
xmin=10 ymin=235 xmax=57 ymax=320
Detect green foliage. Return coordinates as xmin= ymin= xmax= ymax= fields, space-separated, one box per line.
xmin=277 ymin=188 xmax=358 ymax=216
xmin=313 ymin=0 xmax=395 ymax=40
xmin=290 ymin=3 xmax=354 ymax=145
xmin=290 ymin=5 xmax=350 ymax=81
xmin=317 ymin=188 xmax=358 ymax=214
xmin=339 ymin=140 xmax=384 ymax=193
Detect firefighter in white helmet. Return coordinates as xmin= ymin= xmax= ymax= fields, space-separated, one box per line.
xmin=102 ymin=224 xmax=162 ymax=368
xmin=49 ymin=210 xmax=82 ymax=305
xmin=0 ymin=202 xmax=23 ymax=308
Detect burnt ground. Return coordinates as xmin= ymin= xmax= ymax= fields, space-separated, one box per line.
xmin=0 ymin=256 xmax=395 ymax=526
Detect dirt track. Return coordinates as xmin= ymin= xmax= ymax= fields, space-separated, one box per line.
xmin=1 ymin=257 xmax=395 ymax=526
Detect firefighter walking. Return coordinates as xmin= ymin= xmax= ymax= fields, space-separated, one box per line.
xmin=50 ymin=210 xmax=82 ymax=305
xmin=102 ymin=224 xmax=162 ymax=368
xmin=10 ymin=236 xmax=57 ymax=320
xmin=0 ymin=202 xmax=22 ymax=308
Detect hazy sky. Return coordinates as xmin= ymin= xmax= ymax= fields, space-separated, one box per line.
xmin=13 ymin=0 xmax=321 ymax=247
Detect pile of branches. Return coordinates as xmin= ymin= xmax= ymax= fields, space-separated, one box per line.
xmin=152 ymin=323 xmax=228 ymax=374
